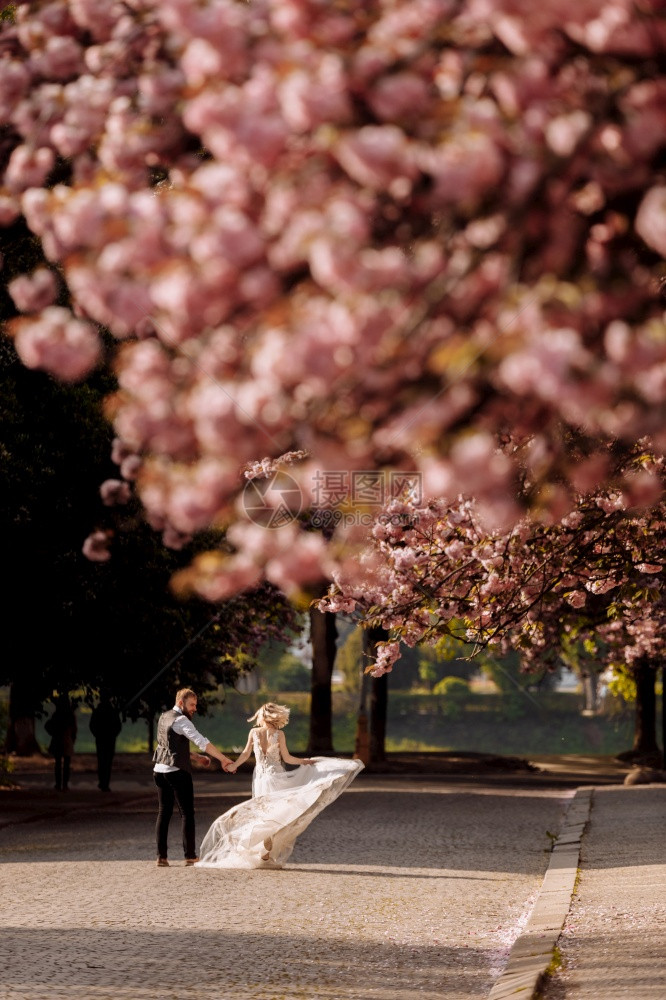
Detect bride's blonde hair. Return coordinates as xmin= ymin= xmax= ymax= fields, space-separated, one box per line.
xmin=248 ymin=702 xmax=290 ymax=729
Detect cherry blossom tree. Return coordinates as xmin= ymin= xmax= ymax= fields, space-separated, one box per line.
xmin=320 ymin=449 xmax=665 ymax=754
xmin=2 ymin=0 xmax=666 ymax=601
xmin=322 ymin=453 xmax=664 ymax=654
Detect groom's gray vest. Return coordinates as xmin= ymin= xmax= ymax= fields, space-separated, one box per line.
xmin=153 ymin=709 xmax=191 ymax=772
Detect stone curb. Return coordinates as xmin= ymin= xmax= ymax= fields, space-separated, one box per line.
xmin=487 ymin=787 xmax=593 ymax=1000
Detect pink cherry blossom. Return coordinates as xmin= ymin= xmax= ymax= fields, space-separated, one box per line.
xmin=584 ymin=578 xmax=618 ymax=595
xmin=545 ymin=111 xmax=592 ymax=157
xmin=335 ymin=125 xmax=418 ymax=190
xmin=2 ymin=0 xmax=666 ymax=617
xmin=161 ymin=525 xmax=192 ymax=550
xmin=635 ymin=186 xmax=666 ymax=257
xmin=444 ymin=540 xmax=466 ymax=561
xmin=173 ymin=548 xmax=263 ymax=603
xmin=8 ymin=269 xmax=58 ymax=313
xmin=111 ymin=437 xmax=134 ymax=465
xmin=369 ymin=73 xmax=432 ymax=122
xmin=265 ymin=532 xmax=329 ymax=597
xmin=32 ymin=34 xmax=84 ymax=81
xmin=11 ymin=307 xmax=102 ymax=382
xmin=82 ymin=530 xmax=112 ymax=562
xmin=4 ymin=146 xmax=55 ymax=192
xmin=278 ymin=56 xmax=352 ymax=133
xmin=370 ymin=642 xmax=401 ymax=678
xmin=120 ymin=455 xmax=142 ymax=481
xmin=100 ymin=479 xmax=131 ymax=506
xmin=0 ymin=194 xmax=20 ymax=226
xmin=320 ymin=446 xmax=665 ymax=670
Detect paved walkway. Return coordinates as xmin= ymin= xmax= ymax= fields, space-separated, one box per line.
xmin=540 ymin=784 xmax=666 ymax=999
xmin=2 ymin=759 xmax=663 ymax=1000
xmin=0 ymin=772 xmax=568 ymax=1000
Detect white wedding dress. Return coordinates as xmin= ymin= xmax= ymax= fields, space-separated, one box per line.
xmin=195 ymin=730 xmax=364 ymax=869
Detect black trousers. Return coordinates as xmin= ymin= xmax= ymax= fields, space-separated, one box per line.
xmin=54 ymin=755 xmax=71 ymax=790
xmin=95 ymin=738 xmax=116 ymax=791
xmin=154 ymin=769 xmax=196 ymax=859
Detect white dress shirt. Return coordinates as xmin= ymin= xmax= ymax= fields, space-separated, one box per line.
xmin=153 ymin=706 xmax=210 ymax=773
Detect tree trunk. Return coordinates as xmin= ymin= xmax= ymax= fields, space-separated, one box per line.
xmin=354 ymin=669 xmax=371 ymax=765
xmin=364 ymin=626 xmax=389 ymax=763
xmin=581 ymin=671 xmax=599 ymax=716
xmin=370 ymin=673 xmax=388 ymax=763
xmin=662 ymin=665 xmax=666 ymax=769
xmin=633 ymin=658 xmax=659 ymax=754
xmin=5 ymin=679 xmax=42 ymax=756
xmin=308 ymin=604 xmax=337 ymax=754
xmin=617 ymin=658 xmax=661 ymax=763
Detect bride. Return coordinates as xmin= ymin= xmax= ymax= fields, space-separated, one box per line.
xmin=195 ymin=702 xmax=364 ymax=870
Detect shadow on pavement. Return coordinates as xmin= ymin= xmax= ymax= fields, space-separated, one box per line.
xmin=0 ymin=927 xmax=492 ymax=999
xmin=1 ymin=783 xmax=568 ymax=876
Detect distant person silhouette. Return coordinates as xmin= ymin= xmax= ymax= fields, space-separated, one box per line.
xmin=89 ymin=693 xmax=122 ymax=792
xmin=45 ymin=695 xmax=77 ymax=791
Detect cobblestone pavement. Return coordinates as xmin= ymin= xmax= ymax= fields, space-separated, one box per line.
xmin=0 ymin=775 xmax=570 ymax=1000
xmin=540 ymin=785 xmax=666 ymax=1000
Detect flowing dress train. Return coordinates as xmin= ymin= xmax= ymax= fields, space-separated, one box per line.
xmin=195 ymin=730 xmax=364 ymax=869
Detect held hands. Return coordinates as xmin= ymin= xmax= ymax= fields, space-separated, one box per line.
xmin=224 ymin=761 xmax=237 ymax=773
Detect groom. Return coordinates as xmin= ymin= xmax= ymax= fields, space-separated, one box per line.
xmin=153 ymin=687 xmax=233 ymax=867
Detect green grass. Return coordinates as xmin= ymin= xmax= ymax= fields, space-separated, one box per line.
xmin=535 ymin=945 xmax=565 ymax=999
xmin=34 ymin=688 xmax=639 ymax=756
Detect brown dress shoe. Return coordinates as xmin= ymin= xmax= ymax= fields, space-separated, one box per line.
xmin=184 ymin=858 xmax=199 ymax=866
xmin=157 ymin=857 xmax=169 ymax=867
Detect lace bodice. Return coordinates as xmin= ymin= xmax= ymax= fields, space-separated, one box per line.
xmin=252 ymin=728 xmax=283 ymax=774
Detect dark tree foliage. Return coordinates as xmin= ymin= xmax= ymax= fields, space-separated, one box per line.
xmin=0 ymin=334 xmax=297 ymax=748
